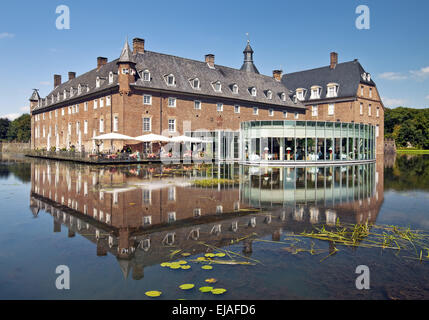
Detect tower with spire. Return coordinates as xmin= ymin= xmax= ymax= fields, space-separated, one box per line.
xmin=117 ymin=38 xmax=136 ymax=95
xmin=240 ymin=40 xmax=259 ymax=74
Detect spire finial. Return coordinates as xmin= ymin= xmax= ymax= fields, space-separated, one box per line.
xmin=246 ymin=32 xmax=250 ymax=44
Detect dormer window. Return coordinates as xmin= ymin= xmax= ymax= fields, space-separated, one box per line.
xmin=281 ymin=92 xmax=286 ymax=102
xmin=250 ymin=87 xmax=257 ymax=97
xmin=109 ymin=72 xmax=114 ymax=84
xmin=96 ymin=77 xmax=100 ymax=88
xmin=191 ymin=78 xmax=200 ymax=89
xmin=70 ymin=87 xmax=74 ymax=97
xmin=232 ymin=84 xmax=238 ymax=94
xmin=266 ymin=90 xmax=273 ymax=100
xmin=165 ymin=74 xmax=175 ymax=86
xmin=296 ymin=88 xmax=305 ymax=101
xmin=212 ymin=81 xmax=221 ymax=92
xmin=51 ymin=96 xmax=54 ymax=104
xmin=63 ymin=89 xmax=67 ymax=100
xmin=326 ymin=83 xmax=339 ymax=98
xmin=86 ymin=86 xmax=90 ymax=93
xmin=77 ymin=84 xmax=82 ymax=95
xmin=57 ymin=92 xmax=60 ymax=101
xmin=310 ymin=86 xmax=322 ymax=99
xmin=142 ymin=70 xmax=150 ymax=81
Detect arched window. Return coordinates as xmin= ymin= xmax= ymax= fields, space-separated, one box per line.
xmin=281 ymin=92 xmax=286 ymax=101
xmin=165 ymin=74 xmax=175 ymax=86
xmin=266 ymin=90 xmax=273 ymax=99
xmin=212 ymin=81 xmax=221 ymax=92
xmin=191 ymin=78 xmax=200 ymax=89
xmin=232 ymin=84 xmax=238 ymax=94
xmin=250 ymin=87 xmax=257 ymax=97
xmin=142 ymin=70 xmax=150 ymax=81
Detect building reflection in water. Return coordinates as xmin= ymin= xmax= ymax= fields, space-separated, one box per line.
xmin=29 ymin=156 xmax=384 ymax=279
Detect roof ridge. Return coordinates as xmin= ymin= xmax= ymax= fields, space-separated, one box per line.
xmin=285 ymin=60 xmax=360 ymax=76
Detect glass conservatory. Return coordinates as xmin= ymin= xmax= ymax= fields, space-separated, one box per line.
xmin=240 ymin=120 xmax=375 ymax=163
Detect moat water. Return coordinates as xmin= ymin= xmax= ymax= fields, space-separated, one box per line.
xmin=0 ymin=153 xmax=428 ymax=300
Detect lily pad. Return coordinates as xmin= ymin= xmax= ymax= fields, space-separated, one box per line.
xmin=211 ymin=288 xmax=227 ymax=295
xmin=205 ymin=253 xmax=215 ymax=258
xmin=180 ymin=265 xmax=191 ymax=270
xmin=169 ymin=264 xmax=181 ymax=269
xmin=201 ymin=265 xmax=213 ymax=270
xmin=215 ymin=253 xmax=226 ymax=257
xmin=177 ymin=260 xmax=187 ymax=265
xmin=181 ymin=253 xmax=191 ymax=257
xmin=199 ymin=286 xmax=214 ymax=293
xmin=205 ymin=278 xmax=218 ymax=284
xmin=179 ymin=284 xmax=195 ymax=290
xmin=145 ymin=290 xmax=162 ymax=297
xmin=196 ymin=257 xmax=206 ymax=261
xmin=160 ymin=262 xmax=171 ymax=267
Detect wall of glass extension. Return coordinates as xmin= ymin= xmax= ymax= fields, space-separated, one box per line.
xmin=240 ymin=120 xmax=376 ymax=164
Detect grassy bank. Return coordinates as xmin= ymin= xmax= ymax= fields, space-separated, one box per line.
xmin=396 ymin=149 xmax=429 ymax=154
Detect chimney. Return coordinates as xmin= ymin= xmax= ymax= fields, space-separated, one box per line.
xmin=97 ymin=57 xmax=108 ymax=69
xmin=54 ymin=74 xmax=61 ymax=88
xmin=330 ymin=52 xmax=338 ymax=69
xmin=273 ymin=70 xmax=282 ymax=81
xmin=133 ymin=38 xmax=145 ymax=54
xmin=68 ymin=72 xmax=76 ymax=81
xmin=205 ymin=54 xmax=215 ymax=68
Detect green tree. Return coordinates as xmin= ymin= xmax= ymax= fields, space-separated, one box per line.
xmin=0 ymin=118 xmax=10 ymax=140
xmin=7 ymin=114 xmax=31 ymax=142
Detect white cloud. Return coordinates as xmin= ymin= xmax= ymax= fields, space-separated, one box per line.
xmin=410 ymin=66 xmax=429 ymax=78
xmin=0 ymin=32 xmax=15 ymax=39
xmin=20 ymin=106 xmax=28 ymax=112
xmin=378 ymin=72 xmax=408 ymax=80
xmin=0 ymin=113 xmax=21 ymax=120
xmin=382 ymin=97 xmax=406 ymax=108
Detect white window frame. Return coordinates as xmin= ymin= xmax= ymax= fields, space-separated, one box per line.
xmin=283 ymin=111 xmax=288 ymax=118
xmin=109 ymin=72 xmax=114 ymax=84
xmin=166 ymin=74 xmax=175 ymax=86
xmin=310 ymin=86 xmax=321 ymax=99
xmin=360 ymin=103 xmax=363 ymax=115
xmin=84 ymin=102 xmax=88 ymax=111
xmin=94 ymin=99 xmax=98 ymax=109
xmin=268 ymin=109 xmax=274 ymax=116
xmin=192 ymin=78 xmax=200 ymax=89
xmin=194 ymin=100 xmax=201 ymax=110
xmin=168 ymin=119 xmax=176 ymax=133
xmin=267 ymin=90 xmax=273 ymax=100
xmin=143 ymin=117 xmax=151 ymax=132
xmin=217 ymin=103 xmax=223 ymax=112
xmin=253 ymin=107 xmax=258 ymax=115
xmin=368 ymin=104 xmax=372 ymax=116
xmin=106 ymin=96 xmax=111 ymax=106
xmin=84 ymin=120 xmax=88 ymax=135
xmin=294 ymin=112 xmax=299 ymax=119
xmin=234 ymin=105 xmax=240 ymax=113
xmin=213 ymin=81 xmax=222 ymax=92
xmin=168 ymin=97 xmax=176 ymax=107
xmin=143 ymin=70 xmax=150 ymax=81
xmin=232 ymin=84 xmax=238 ymax=94
xmin=251 ymin=87 xmax=257 ymax=97
xmin=99 ymin=118 xmax=104 ymax=133
xmin=143 ymin=94 xmax=152 ymax=105
xmin=328 ymin=103 xmax=335 ymax=115
xmin=312 ymin=105 xmax=318 ymax=117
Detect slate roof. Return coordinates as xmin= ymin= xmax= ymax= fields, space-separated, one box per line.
xmin=132 ymin=50 xmax=301 ymax=108
xmin=32 ymin=41 xmax=304 ymax=113
xmin=282 ymin=60 xmax=376 ymax=102
xmin=32 ymin=60 xmax=119 ymax=112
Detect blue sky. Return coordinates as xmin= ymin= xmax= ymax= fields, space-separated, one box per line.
xmin=0 ymin=0 xmax=428 ymax=120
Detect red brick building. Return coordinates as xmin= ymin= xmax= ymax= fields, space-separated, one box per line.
xmin=29 ymin=38 xmax=384 ymax=162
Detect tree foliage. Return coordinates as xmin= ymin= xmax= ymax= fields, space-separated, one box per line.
xmin=0 ymin=118 xmax=11 ymax=140
xmin=6 ymin=114 xmax=31 ymax=142
xmin=385 ymin=107 xmax=429 ymax=149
